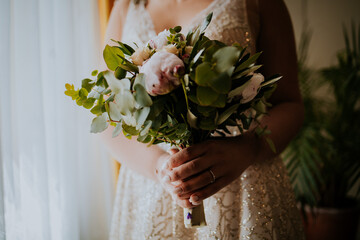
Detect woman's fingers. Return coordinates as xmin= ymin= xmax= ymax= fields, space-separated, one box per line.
xmin=167 ymin=143 xmax=208 ymax=170
xmin=189 ymin=176 xmax=229 ymax=205
xmin=176 ymin=168 xmax=219 ymax=196
xmin=167 ymin=156 xmax=212 ymax=182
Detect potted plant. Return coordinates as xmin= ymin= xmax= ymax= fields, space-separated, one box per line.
xmin=282 ymin=22 xmax=360 ymax=240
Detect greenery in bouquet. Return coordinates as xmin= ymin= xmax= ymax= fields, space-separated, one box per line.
xmin=65 ymin=13 xmax=280 ymax=150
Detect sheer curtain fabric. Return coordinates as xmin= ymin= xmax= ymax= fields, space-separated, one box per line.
xmin=0 ymin=0 xmax=115 ymax=239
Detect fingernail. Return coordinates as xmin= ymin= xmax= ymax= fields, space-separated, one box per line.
xmin=190 ymin=195 xmax=200 ymax=205
xmin=162 ymin=175 xmax=170 ymax=183
xmin=174 ymin=187 xmax=183 ymax=194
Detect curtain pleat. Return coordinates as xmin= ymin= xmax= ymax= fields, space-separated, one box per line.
xmin=0 ymin=0 xmax=116 ymax=239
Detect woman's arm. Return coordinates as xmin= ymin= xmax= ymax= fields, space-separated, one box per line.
xmin=158 ymin=0 xmax=304 ymax=207
xmin=100 ymin=0 xmax=167 ymax=181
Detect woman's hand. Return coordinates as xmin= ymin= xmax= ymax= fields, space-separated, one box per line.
xmin=161 ymin=133 xmax=262 ymax=207
xmin=155 ymin=149 xmax=196 ymax=208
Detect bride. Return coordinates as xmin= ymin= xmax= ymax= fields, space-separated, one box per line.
xmin=102 ymin=0 xmax=305 ymax=239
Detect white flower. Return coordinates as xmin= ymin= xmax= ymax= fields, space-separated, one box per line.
xmin=162 ymin=44 xmax=179 ymax=55
xmin=130 ymin=46 xmax=151 ymax=66
xmin=104 ymin=71 xmax=136 ymax=125
xmin=240 ymin=73 xmax=264 ymax=103
xmin=147 ymin=30 xmax=170 ymax=49
xmin=140 ymin=51 xmax=184 ymax=96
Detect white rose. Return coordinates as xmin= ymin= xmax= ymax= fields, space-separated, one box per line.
xmin=147 ymin=30 xmax=170 ymax=49
xmin=162 ymin=44 xmax=179 ymax=55
xmin=130 ymin=46 xmax=151 ymax=66
xmin=240 ymin=73 xmax=264 ymax=103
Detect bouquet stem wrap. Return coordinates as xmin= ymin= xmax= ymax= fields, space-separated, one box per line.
xmin=184 ymin=202 xmax=207 ymax=228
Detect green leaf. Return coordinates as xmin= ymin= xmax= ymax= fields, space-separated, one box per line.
xmin=122 ymin=124 xmax=140 ymax=136
xmin=79 ymin=88 xmax=88 ymax=98
xmin=111 ymin=39 xmax=135 ymax=55
xmin=103 ymin=45 xmax=124 ymax=71
xmin=197 ymin=106 xmax=216 ymax=117
xmin=217 ymin=104 xmax=240 ymax=125
xmin=174 ymin=26 xmax=182 ymax=33
xmin=207 ymin=70 xmax=232 ymax=94
xmin=135 ymin=107 xmax=150 ymax=128
xmin=198 ymin=117 xmax=216 ymax=130
xmin=200 ymin=12 xmax=213 ymax=32
xmin=212 ymin=46 xmax=240 ymax=72
xmin=82 ymin=78 xmax=96 ymax=92
xmin=210 ymin=94 xmax=227 ymax=108
xmin=91 ymin=70 xmax=98 ymax=76
xmin=196 ymin=86 xmax=219 ymax=106
xmin=112 ymin=124 xmax=123 ymax=138
xmin=115 ymin=67 xmax=127 ymax=79
xmin=140 ymin=120 xmax=152 ymax=136
xmin=83 ymin=98 xmax=96 ymax=109
xmin=133 ymin=73 xmax=146 ymax=90
xmin=90 ymin=105 xmax=104 ymax=115
xmin=134 ymin=84 xmax=152 ymax=107
xmin=236 ymin=52 xmax=262 ymax=72
xmin=90 ymin=113 xmax=109 ymax=133
xmin=195 ymin=62 xmax=216 ymax=86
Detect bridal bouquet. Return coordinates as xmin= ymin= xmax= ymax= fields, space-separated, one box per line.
xmin=65 ymin=13 xmax=280 ymax=228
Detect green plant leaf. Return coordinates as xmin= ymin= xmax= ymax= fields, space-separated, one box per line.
xmin=83 ymin=98 xmax=96 ymax=109
xmin=195 ymin=62 xmax=216 ymax=86
xmin=217 ymin=104 xmax=239 ymax=125
xmin=236 ymin=52 xmax=262 ymax=72
xmin=196 ymin=86 xmax=219 ymax=106
xmin=90 ymin=113 xmax=109 ymax=133
xmin=212 ymin=46 xmax=240 ymax=72
xmin=82 ymin=78 xmax=96 ymax=92
xmin=112 ymin=123 xmax=123 ymax=138
xmin=115 ymin=67 xmax=127 ymax=79
xmin=134 ymin=84 xmax=153 ymax=107
xmin=207 ymin=70 xmax=232 ymax=94
xmin=103 ymin=45 xmax=124 ymax=71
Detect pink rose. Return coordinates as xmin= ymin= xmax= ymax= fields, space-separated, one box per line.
xmin=140 ymin=51 xmax=185 ymax=96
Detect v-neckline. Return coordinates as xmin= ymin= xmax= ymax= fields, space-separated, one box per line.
xmin=142 ymin=0 xmax=218 ymax=36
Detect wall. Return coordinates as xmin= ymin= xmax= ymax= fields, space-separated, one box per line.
xmin=284 ymin=0 xmax=360 ymax=69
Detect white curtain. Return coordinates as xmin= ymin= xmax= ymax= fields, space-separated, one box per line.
xmin=0 ymin=0 xmax=116 ymax=239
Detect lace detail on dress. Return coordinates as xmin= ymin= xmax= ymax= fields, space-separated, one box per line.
xmin=110 ymin=0 xmax=305 ymax=239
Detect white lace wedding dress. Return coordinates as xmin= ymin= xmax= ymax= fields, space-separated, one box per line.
xmin=109 ymin=0 xmax=305 ymax=239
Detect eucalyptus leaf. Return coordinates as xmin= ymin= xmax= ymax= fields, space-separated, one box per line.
xmin=212 ymin=46 xmax=240 ymax=72
xmin=135 ymin=107 xmax=150 ymax=129
xmin=196 ymin=86 xmax=219 ymax=106
xmin=134 ymin=84 xmax=153 ymax=107
xmin=140 ymin=120 xmax=152 ymax=136
xmin=195 ymin=62 xmax=216 ymax=86
xmin=82 ymin=79 xmax=95 ymax=92
xmin=109 ymin=102 xmax=122 ymax=121
xmin=83 ymin=98 xmax=96 ymax=109
xmin=90 ymin=113 xmax=109 ymax=133
xmin=112 ymin=124 xmax=123 ymax=138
